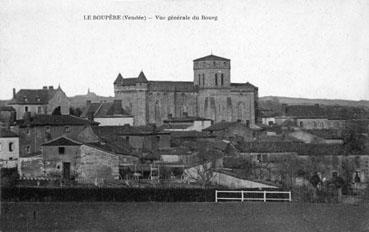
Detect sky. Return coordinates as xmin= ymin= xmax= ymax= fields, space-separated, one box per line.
xmin=1 ymin=0 xmax=369 ymax=100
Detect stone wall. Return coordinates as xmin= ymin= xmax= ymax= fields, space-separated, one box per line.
xmin=77 ymin=145 xmax=119 ymax=182
xmin=43 ymin=145 xmax=80 ymax=178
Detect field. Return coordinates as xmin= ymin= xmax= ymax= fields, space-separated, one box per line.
xmin=1 ymin=202 xmax=369 ymax=232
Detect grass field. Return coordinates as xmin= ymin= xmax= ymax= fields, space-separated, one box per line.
xmin=1 ymin=202 xmax=369 ymax=232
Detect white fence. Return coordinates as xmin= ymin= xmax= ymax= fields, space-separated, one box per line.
xmin=215 ymin=190 xmax=292 ymax=202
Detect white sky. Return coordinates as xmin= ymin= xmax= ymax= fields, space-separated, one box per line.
xmin=1 ymin=0 xmax=369 ymax=100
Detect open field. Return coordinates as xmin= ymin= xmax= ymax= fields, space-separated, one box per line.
xmin=1 ymin=202 xmax=369 ymax=232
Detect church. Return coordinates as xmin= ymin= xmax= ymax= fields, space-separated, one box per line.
xmin=114 ymin=54 xmax=259 ymax=126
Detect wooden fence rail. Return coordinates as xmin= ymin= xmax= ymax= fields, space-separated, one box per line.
xmin=215 ymin=190 xmax=292 ymax=202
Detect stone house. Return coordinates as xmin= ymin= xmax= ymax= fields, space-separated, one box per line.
xmin=114 ymin=54 xmax=259 ymax=126
xmin=41 ymin=136 xmax=138 ymax=182
xmin=79 ymin=125 xmax=171 ymax=153
xmin=9 ymin=86 xmax=70 ymax=120
xmin=14 ymin=114 xmax=98 ymax=157
xmin=80 ymin=99 xmax=134 ymax=126
xmin=277 ymin=104 xmax=346 ymax=130
xmin=0 ymin=128 xmax=19 ymax=168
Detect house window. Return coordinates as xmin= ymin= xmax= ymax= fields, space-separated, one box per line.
xmin=58 ymin=147 xmax=65 ymax=154
xmin=257 ymin=154 xmax=262 ymax=162
xmin=26 ymin=128 xmax=31 ymax=135
xmin=25 ymin=145 xmax=30 ymax=154
xmin=215 ymin=73 xmax=218 ymax=86
xmin=246 ymin=120 xmax=250 ymax=127
xmin=221 ymin=74 xmax=224 ymax=85
xmin=9 ymin=142 xmax=14 ymax=152
xmin=299 ymin=121 xmax=304 ymax=127
xmin=64 ymin=126 xmax=71 ymax=133
xmin=45 ymin=126 xmax=51 ymax=133
xmin=25 ymin=106 xmax=28 ymax=112
xmin=37 ymin=106 xmax=42 ymax=113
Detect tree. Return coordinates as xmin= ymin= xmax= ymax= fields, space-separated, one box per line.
xmin=183 ymin=163 xmax=214 ymax=188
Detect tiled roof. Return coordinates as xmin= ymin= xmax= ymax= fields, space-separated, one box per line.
xmin=163 ymin=116 xmax=211 ymax=123
xmin=148 ymin=81 xmax=197 ymax=92
xmin=0 ymin=106 xmax=15 ymax=111
xmin=193 ymin=54 xmax=230 ymax=62
xmin=17 ymin=115 xmax=97 ymax=127
xmin=81 ymin=101 xmax=130 ymax=118
xmin=203 ymin=121 xmax=244 ymax=132
xmin=284 ymin=105 xmax=326 ymax=118
xmin=0 ymin=128 xmax=18 ymax=137
xmin=169 ymin=131 xmax=216 ymax=138
xmin=80 ymin=103 xmax=101 ymax=118
xmin=10 ymin=88 xmax=60 ymax=105
xmin=86 ymin=141 xmax=132 ymax=156
xmin=42 ymin=136 xmax=82 ymax=146
xmin=237 ymin=141 xmax=345 ymax=156
xmin=92 ymin=125 xmax=169 ymax=136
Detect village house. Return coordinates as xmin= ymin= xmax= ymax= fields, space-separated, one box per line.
xmin=78 ymin=125 xmax=171 ymax=153
xmin=0 ymin=128 xmax=19 ymax=168
xmin=14 ymin=114 xmax=98 ymax=157
xmin=9 ymin=86 xmax=71 ymax=120
xmin=41 ymin=136 xmax=139 ymax=183
xmin=80 ymin=99 xmax=134 ymax=126
xmin=275 ymin=104 xmax=346 ymax=130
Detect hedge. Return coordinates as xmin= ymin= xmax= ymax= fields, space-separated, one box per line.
xmin=1 ymin=187 xmax=285 ymax=202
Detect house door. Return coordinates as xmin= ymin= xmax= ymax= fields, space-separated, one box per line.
xmin=63 ymin=162 xmax=71 ymax=180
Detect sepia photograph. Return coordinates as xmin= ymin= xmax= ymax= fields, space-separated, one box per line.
xmin=0 ymin=0 xmax=369 ymax=231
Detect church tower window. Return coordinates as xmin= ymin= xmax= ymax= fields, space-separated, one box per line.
xmin=221 ymin=74 xmax=224 ymax=86
xmin=215 ymin=73 xmax=218 ymax=86
xmin=202 ymin=74 xmax=205 ymax=86
xmin=198 ymin=74 xmax=201 ymax=85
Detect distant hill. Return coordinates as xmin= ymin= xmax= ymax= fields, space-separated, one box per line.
xmin=69 ymin=91 xmax=114 ymax=109
xmin=260 ymin=96 xmax=369 ymax=109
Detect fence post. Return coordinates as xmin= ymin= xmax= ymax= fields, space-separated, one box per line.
xmin=215 ymin=190 xmax=218 ymax=202
xmin=241 ymin=191 xmax=244 ymax=202
xmin=288 ymin=191 xmax=292 ymax=202
xmin=263 ymin=191 xmax=266 ymax=202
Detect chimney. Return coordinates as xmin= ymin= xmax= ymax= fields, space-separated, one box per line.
xmin=281 ymin=104 xmax=288 ymax=115
xmin=43 ymin=86 xmax=47 ymax=90
xmin=12 ymin=88 xmax=16 ymax=98
xmin=49 ymin=86 xmax=54 ymax=90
